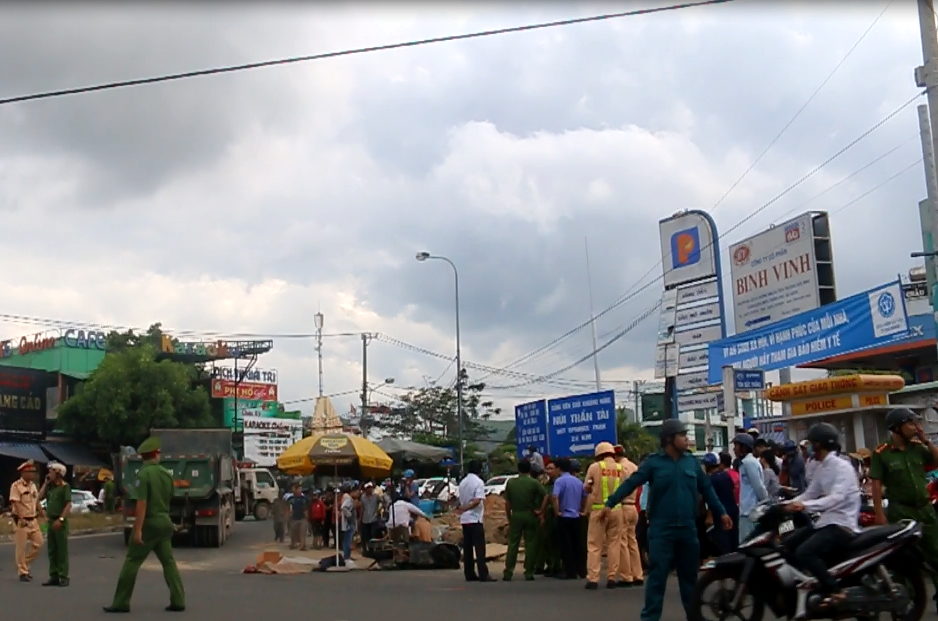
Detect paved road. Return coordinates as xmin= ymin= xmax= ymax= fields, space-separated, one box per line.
xmin=2 ymin=521 xmax=932 ymax=621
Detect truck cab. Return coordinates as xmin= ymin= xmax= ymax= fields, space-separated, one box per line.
xmin=234 ymin=465 xmax=279 ymax=521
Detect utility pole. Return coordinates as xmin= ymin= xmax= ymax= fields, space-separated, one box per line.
xmin=315 ymin=311 xmax=324 ymax=397
xmin=361 ymin=333 xmax=370 ymax=432
xmin=584 ymin=237 xmax=602 ymax=392
xmin=632 ymin=380 xmax=641 ymax=424
xmin=916 ymin=0 xmax=938 ymax=348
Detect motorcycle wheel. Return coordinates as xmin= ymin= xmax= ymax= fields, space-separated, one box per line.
xmin=882 ymin=562 xmax=927 ymax=621
xmin=690 ymin=566 xmax=764 ymax=621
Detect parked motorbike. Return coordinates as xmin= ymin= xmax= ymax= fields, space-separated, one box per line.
xmin=691 ymin=503 xmax=927 ymax=621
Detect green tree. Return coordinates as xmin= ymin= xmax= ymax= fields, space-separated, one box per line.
xmin=105 ymin=322 xmax=168 ymax=352
xmin=58 ymin=345 xmax=214 ymax=449
xmin=616 ymin=409 xmax=658 ymax=461
xmin=373 ymin=369 xmax=501 ymax=446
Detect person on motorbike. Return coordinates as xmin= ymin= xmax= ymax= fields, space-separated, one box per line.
xmin=783 ymin=423 xmax=860 ymax=609
xmin=870 ymin=407 xmax=938 ymax=610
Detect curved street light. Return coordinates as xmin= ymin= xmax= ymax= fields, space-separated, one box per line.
xmin=415 ymin=251 xmax=463 ymax=472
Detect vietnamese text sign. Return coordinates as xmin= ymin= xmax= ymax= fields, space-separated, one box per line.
xmin=243 ymin=413 xmax=302 ymax=467
xmin=677 ymin=392 xmax=719 ymax=411
xmin=211 ymin=379 xmax=278 ymax=402
xmin=730 ymin=213 xmax=821 ymax=333
xmin=676 ymin=279 xmax=719 ymax=306
xmin=547 ymin=390 xmax=617 ymax=457
xmin=708 ymin=280 xmax=909 ymax=383
xmin=676 ymin=370 xmax=710 ymax=392
xmin=222 ymin=398 xmax=279 ymax=429
xmin=679 ymin=347 xmax=709 ymax=370
xmin=514 ymin=400 xmax=548 ymax=458
xmin=0 ymin=367 xmax=51 ymax=438
xmin=212 ymin=366 xmax=278 ymax=385
xmin=675 ymin=302 xmax=721 ymax=327
xmin=675 ymin=323 xmax=723 ymax=349
xmin=733 ymin=369 xmax=765 ymax=391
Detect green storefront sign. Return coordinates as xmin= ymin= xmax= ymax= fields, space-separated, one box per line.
xmin=641 ymin=393 xmax=666 ymax=422
xmin=222 ymin=398 xmax=279 ymax=430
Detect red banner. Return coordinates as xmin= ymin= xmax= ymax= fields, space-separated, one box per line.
xmin=210 ymin=380 xmax=278 ymax=402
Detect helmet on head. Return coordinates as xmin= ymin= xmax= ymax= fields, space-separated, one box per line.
xmin=403 ymin=469 xmax=415 ymax=479
xmin=885 ymin=408 xmax=918 ymax=431
xmin=594 ymin=442 xmax=615 ymax=457
xmin=806 ymin=423 xmax=840 ymax=451
xmin=702 ymin=453 xmax=719 ymax=466
xmin=659 ymin=419 xmax=688 ymax=444
xmin=782 ymin=440 xmax=797 ymax=453
xmin=732 ymin=433 xmax=754 ymax=449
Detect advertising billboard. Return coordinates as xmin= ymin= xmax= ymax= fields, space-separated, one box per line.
xmin=211 ymin=380 xmax=278 ymax=402
xmin=729 ymin=212 xmax=836 ymax=333
xmin=659 ymin=212 xmax=718 ymax=288
xmin=0 ymin=367 xmax=52 ymax=438
xmin=242 ymin=413 xmax=302 ymax=467
xmin=547 ymin=390 xmax=617 ymax=456
xmin=708 ymin=280 xmax=909 ymax=383
xmin=514 ymin=400 xmax=548 ymax=458
xmin=211 ymin=366 xmax=278 ymax=385
xmin=222 ymin=399 xmax=279 ymax=430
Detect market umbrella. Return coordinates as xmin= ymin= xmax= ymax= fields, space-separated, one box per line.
xmin=377 ymin=438 xmax=452 ymax=462
xmin=276 ymin=433 xmax=392 ymax=567
xmin=276 ymin=433 xmax=393 ymax=479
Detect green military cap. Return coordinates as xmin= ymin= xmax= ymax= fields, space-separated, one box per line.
xmin=137 ymin=436 xmax=161 ymax=455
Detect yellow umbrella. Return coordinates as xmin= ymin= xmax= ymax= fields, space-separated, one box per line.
xmin=277 ymin=433 xmax=392 ymax=479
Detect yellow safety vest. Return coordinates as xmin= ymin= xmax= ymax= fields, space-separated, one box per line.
xmin=592 ymin=462 xmax=623 ymax=510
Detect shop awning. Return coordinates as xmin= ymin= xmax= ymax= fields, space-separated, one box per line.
xmin=42 ymin=442 xmax=106 ymax=467
xmin=60 ymin=371 xmax=90 ymax=380
xmin=0 ymin=442 xmax=49 ymax=463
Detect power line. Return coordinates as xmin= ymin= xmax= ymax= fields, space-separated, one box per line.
xmin=830 ymin=158 xmax=923 ymax=215
xmin=0 ymin=0 xmax=739 ymax=107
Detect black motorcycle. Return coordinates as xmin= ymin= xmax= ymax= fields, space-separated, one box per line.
xmin=691 ymin=503 xmax=927 ymax=621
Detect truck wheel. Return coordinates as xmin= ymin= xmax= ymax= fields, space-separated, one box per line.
xmin=235 ymin=509 xmax=245 ymax=522
xmin=253 ymin=501 xmax=270 ymax=521
xmin=205 ymin=526 xmax=221 ymax=548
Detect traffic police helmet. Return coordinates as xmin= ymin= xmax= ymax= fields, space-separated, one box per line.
xmin=806 ymin=423 xmax=840 ymax=451
xmin=659 ymin=419 xmax=688 ymax=445
xmin=884 ymin=407 xmax=918 ymax=431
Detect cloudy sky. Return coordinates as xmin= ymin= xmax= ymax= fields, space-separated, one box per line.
xmin=0 ymin=1 xmax=929 ymax=418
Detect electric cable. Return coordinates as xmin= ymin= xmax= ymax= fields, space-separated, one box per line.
xmin=0 ymin=0 xmax=739 ymax=106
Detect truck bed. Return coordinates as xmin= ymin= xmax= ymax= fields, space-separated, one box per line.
xmin=120 ymin=455 xmax=229 ymax=501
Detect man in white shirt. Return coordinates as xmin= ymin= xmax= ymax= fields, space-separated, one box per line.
xmin=388 ymin=498 xmax=431 ymax=543
xmin=456 ymin=460 xmax=495 ymax=582
xmin=783 ymin=423 xmax=860 ymax=605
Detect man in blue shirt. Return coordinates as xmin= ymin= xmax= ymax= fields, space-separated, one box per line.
xmin=551 ymin=458 xmax=585 ymax=580
xmin=733 ymin=433 xmax=768 ymax=543
xmin=603 ymin=420 xmax=731 ymax=621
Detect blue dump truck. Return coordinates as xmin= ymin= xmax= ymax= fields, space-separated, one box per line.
xmin=120 ymin=428 xmax=236 ymax=548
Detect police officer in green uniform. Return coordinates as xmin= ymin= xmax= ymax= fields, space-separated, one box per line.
xmin=870 ymin=407 xmax=938 ymax=610
xmin=602 ymin=419 xmax=732 ymax=621
xmin=535 ymin=462 xmax=562 ymax=576
xmin=104 ymin=436 xmax=185 ymax=613
xmin=503 ymin=459 xmax=546 ymax=581
xmin=42 ymin=462 xmax=71 ymax=587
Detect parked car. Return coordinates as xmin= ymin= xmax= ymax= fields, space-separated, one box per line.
xmin=40 ymin=489 xmax=101 ymax=514
xmin=483 ymin=475 xmax=518 ymax=496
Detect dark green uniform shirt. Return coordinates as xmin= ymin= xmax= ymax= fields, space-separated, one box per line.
xmin=504 ymin=475 xmax=545 ymax=514
xmin=869 ymin=441 xmax=935 ymax=507
xmin=134 ymin=462 xmax=173 ymax=517
xmin=605 ymin=450 xmax=725 ymax=527
xmin=46 ymin=483 xmax=71 ymax=519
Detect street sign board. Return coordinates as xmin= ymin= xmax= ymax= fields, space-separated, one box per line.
xmin=729 ymin=212 xmax=835 ymax=333
xmin=676 ymin=370 xmax=710 ymax=392
xmin=678 ymin=347 xmax=709 ymax=370
xmin=657 ymin=289 xmax=678 ymax=345
xmin=677 ymin=392 xmax=719 ymax=411
xmin=675 ymin=301 xmax=721 ymax=327
xmin=547 ymin=390 xmax=617 ymax=457
xmin=675 ymin=323 xmax=723 ymax=349
xmin=676 ymin=279 xmax=719 ymax=306
xmin=733 ymin=369 xmax=765 ymax=391
xmin=654 ymin=344 xmax=679 ymax=379
xmin=514 ymin=400 xmax=549 ymax=458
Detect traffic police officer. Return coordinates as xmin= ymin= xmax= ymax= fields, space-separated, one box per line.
xmin=602 ymin=419 xmax=732 ymax=621
xmin=502 ymin=459 xmax=545 ymax=581
xmin=870 ymin=407 xmax=938 ymax=609
xmin=584 ymin=441 xmax=624 ymax=589
xmin=41 ymin=462 xmax=72 ymax=587
xmin=105 ymin=436 xmax=185 ymax=613
xmin=9 ymin=460 xmax=43 ymax=581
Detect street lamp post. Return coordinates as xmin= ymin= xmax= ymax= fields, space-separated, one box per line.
xmin=416 ymin=251 xmax=464 ymax=473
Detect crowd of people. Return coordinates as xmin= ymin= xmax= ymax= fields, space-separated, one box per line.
xmin=270 ymin=468 xmax=438 ymax=562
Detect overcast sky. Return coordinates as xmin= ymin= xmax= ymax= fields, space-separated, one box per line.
xmin=0 ymin=1 xmax=928 ymax=418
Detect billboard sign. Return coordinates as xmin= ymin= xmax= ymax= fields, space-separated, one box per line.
xmin=222 ymin=398 xmax=279 ymax=429
xmin=547 ymin=390 xmax=617 ymax=457
xmin=211 ymin=380 xmax=278 ymax=402
xmin=708 ymin=280 xmax=909 ymax=383
xmin=211 ymin=366 xmax=278 ymax=385
xmin=242 ymin=413 xmax=302 ymax=467
xmin=729 ymin=212 xmax=835 ymax=333
xmin=659 ymin=212 xmax=718 ymax=288
xmin=514 ymin=400 xmax=548 ymax=458
xmin=0 ymin=367 xmax=52 ymax=438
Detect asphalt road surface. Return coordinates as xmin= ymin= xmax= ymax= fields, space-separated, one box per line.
xmin=1 ymin=521 xmax=933 ymax=621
